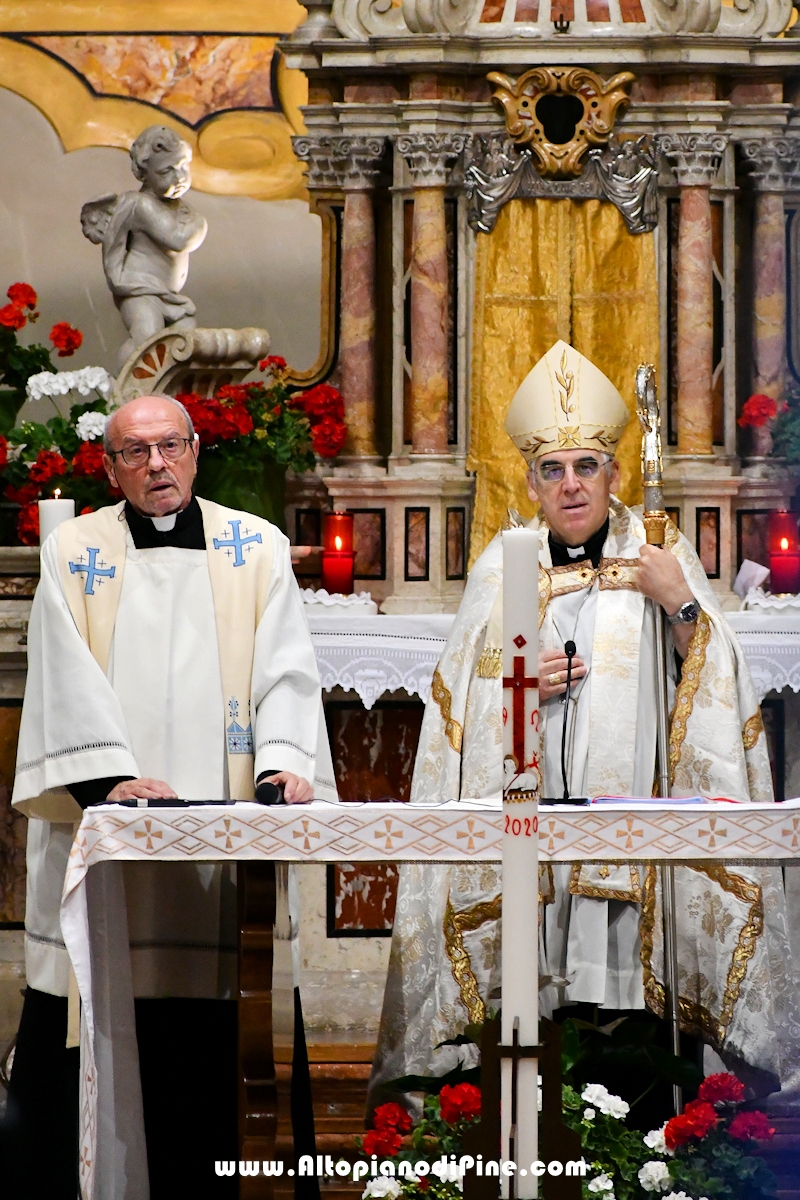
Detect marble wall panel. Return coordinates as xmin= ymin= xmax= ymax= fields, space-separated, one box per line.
xmin=25 ymin=35 xmax=277 ymax=126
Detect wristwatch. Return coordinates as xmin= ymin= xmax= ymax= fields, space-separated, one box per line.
xmin=667 ymin=599 xmax=700 ymax=626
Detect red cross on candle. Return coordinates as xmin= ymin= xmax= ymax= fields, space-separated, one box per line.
xmin=502 ymin=655 xmax=538 ymax=772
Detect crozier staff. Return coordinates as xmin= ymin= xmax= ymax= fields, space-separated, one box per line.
xmin=370 ymin=340 xmax=800 ymax=1112
xmin=7 ymin=394 xmax=335 ymax=1199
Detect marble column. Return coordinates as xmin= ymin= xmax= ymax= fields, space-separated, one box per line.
xmin=742 ymin=140 xmax=789 ymax=408
xmin=293 ymin=135 xmax=385 ymax=462
xmin=397 ymin=134 xmax=466 ymax=455
xmin=662 ymin=134 xmax=727 ymax=457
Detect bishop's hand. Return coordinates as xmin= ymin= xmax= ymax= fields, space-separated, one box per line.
xmin=267 ymin=771 xmax=314 ymax=804
xmin=107 ymin=777 xmax=178 ymax=801
xmin=539 ymin=647 xmax=587 ymax=701
xmin=636 ymin=544 xmax=697 ymax=657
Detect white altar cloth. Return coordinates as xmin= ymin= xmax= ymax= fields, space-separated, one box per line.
xmin=308 ymin=612 xmax=800 ymax=707
xmin=61 ymin=797 xmax=800 ymax=1200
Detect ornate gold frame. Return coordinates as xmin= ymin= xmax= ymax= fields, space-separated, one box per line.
xmin=487 ymin=67 xmax=634 ymax=180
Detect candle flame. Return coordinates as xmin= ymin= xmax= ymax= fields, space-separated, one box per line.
xmin=334 ymin=535 xmax=342 ymax=550
xmin=54 ymin=488 xmax=61 ymax=500
xmin=781 ymin=537 xmax=790 ymax=550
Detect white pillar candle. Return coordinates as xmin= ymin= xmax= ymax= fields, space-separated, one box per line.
xmin=38 ymin=494 xmax=75 ymax=545
xmin=501 ymin=527 xmax=540 ymax=1196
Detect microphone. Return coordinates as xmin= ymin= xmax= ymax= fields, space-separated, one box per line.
xmin=561 ymin=640 xmax=577 ymax=801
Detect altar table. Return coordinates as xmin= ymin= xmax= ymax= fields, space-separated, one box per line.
xmin=63 ymin=798 xmax=800 ymax=1200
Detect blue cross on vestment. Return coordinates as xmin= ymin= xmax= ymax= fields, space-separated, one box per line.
xmin=69 ymin=547 xmax=116 ymax=595
xmin=212 ymin=519 xmax=262 ymax=567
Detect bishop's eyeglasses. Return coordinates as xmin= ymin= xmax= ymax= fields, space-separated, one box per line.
xmin=535 ymin=455 xmax=612 ymax=484
xmin=108 ymin=437 xmax=194 ymax=468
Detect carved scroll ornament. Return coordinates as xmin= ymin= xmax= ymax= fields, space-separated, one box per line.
xmin=487 ymin=67 xmax=634 ymax=181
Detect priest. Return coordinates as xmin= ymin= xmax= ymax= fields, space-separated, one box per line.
xmin=371 ymin=341 xmax=800 ymax=1107
xmin=6 ymin=393 xmax=336 ymax=1199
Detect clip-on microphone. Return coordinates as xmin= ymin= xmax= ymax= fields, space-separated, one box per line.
xmin=560 ymin=640 xmax=577 ymax=801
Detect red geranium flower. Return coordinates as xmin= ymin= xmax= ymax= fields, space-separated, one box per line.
xmin=439 ymin=1083 xmax=482 ymax=1126
xmin=7 ymin=283 xmax=37 ymax=310
xmin=373 ymin=1102 xmax=412 ymax=1134
xmin=311 ymin=415 xmax=347 ymax=458
xmin=49 ymin=322 xmax=83 ymax=357
xmin=80 ymin=505 xmax=94 ymax=515
xmin=417 ymin=1178 xmax=429 ymax=1191
xmin=292 ymin=383 xmax=345 ymax=423
xmin=738 ymin=393 xmax=779 ymax=429
xmin=29 ymin=449 xmax=68 ymax=484
xmin=665 ymin=1100 xmax=718 ymax=1150
xmin=259 ymin=355 xmax=287 ymax=373
xmin=72 ymin=441 xmax=107 ymax=481
xmin=362 ymin=1128 xmax=401 ymax=1157
xmin=0 ymin=436 xmax=8 ymax=471
xmin=216 ymin=384 xmax=250 ymax=404
xmin=697 ymin=1072 xmax=745 ymax=1105
xmin=5 ymin=482 xmax=40 ymax=506
xmin=17 ymin=502 xmax=39 ymax=546
xmin=729 ymin=1110 xmax=775 ymax=1141
xmin=0 ymin=303 xmax=26 ymax=330
xmin=176 ymin=392 xmax=253 ymax=444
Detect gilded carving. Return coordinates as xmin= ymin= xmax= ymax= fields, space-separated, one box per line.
xmin=486 ymin=67 xmax=634 ymax=180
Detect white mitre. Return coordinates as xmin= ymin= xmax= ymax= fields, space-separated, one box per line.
xmin=504 ymin=340 xmax=630 ymax=463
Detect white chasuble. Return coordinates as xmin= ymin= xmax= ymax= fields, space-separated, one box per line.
xmin=14 ymin=498 xmax=336 ymax=1000
xmin=370 ymin=498 xmax=800 ymax=1111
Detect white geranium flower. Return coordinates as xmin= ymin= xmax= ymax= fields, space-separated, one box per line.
xmin=26 ymin=367 xmax=112 ymax=402
xmin=362 ymin=1180 xmax=402 ymax=1200
xmin=75 ymin=411 xmax=107 ymax=441
xmin=662 ymin=1193 xmax=693 ymax=1200
xmin=643 ymin=1122 xmax=673 ymax=1157
xmin=638 ymin=1162 xmax=672 ymax=1193
xmin=580 ymin=1084 xmax=630 ymax=1120
xmin=583 ymin=1108 xmax=596 ymax=1121
xmin=587 ymin=1174 xmax=614 ymax=1194
xmin=7 ymin=443 xmax=26 ymax=462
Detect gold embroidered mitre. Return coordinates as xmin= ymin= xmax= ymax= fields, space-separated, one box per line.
xmin=504 ymin=340 xmax=630 ymax=463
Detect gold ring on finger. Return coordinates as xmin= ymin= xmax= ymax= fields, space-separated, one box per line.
xmin=549 ymin=672 xmax=561 ymax=686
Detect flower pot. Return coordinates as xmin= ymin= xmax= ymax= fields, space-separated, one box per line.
xmin=195 ymin=454 xmax=287 ymax=532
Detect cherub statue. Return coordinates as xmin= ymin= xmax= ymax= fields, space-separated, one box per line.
xmin=81 ymin=125 xmax=208 ymax=368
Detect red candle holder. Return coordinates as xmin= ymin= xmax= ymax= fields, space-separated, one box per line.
xmin=768 ymin=510 xmax=800 ymax=594
xmin=321 ymin=551 xmax=355 ymax=595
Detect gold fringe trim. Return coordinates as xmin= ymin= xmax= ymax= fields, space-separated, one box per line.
xmin=669 ymin=610 xmax=712 ymax=784
xmin=432 ymin=668 xmax=463 ymax=753
xmin=742 ymin=710 xmax=765 ymax=751
xmin=476 ymin=647 xmax=503 ymax=679
xmin=639 ymin=863 xmax=763 ymax=1047
xmin=443 ymin=895 xmax=502 ymax=1024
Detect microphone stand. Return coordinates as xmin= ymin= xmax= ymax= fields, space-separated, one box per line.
xmin=560 ymin=639 xmax=577 ymax=801
xmin=637 ymin=363 xmax=682 ymax=1116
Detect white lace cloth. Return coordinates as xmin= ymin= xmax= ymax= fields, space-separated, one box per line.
xmin=309 ymin=611 xmax=800 ymax=708
xmin=725 ymin=613 xmax=800 ymax=701
xmin=307 ymin=613 xmax=454 ymax=709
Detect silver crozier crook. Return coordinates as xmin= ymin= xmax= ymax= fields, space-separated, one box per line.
xmin=636 ymin=363 xmax=682 ymax=1115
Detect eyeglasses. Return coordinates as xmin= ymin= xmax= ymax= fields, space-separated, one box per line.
xmin=535 ymin=456 xmax=611 ymax=484
xmin=109 ymin=437 xmax=194 ymax=468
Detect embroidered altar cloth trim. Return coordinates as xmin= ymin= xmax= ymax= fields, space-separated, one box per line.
xmin=309 ymin=612 xmax=800 ymax=708
xmin=66 ymin=799 xmax=800 ymax=878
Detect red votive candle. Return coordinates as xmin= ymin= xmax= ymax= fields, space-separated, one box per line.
xmin=321 ymin=551 xmax=355 ymax=595
xmin=769 ymin=511 xmax=800 ymax=593
xmin=323 ymin=510 xmax=353 ymax=554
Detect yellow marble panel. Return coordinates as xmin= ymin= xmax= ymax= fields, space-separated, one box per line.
xmin=0 ymin=36 xmax=307 ymax=200
xmin=0 ymin=0 xmax=305 ymax=34
xmin=26 ymin=35 xmax=278 ymax=127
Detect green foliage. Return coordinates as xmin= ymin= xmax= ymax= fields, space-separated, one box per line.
xmin=562 ymin=1084 xmax=651 ymax=1200
xmin=386 ymin=1065 xmax=481 ymax=1095
xmin=0 ymin=325 xmax=57 ymax=434
xmin=667 ymin=1127 xmax=775 ymax=1200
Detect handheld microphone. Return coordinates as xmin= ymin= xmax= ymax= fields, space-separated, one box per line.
xmin=561 ymin=640 xmax=577 ymax=801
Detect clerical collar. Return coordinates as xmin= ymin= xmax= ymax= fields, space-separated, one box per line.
xmin=548 ymin=517 xmax=609 ymax=570
xmin=124 ymin=496 xmax=205 ymax=550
